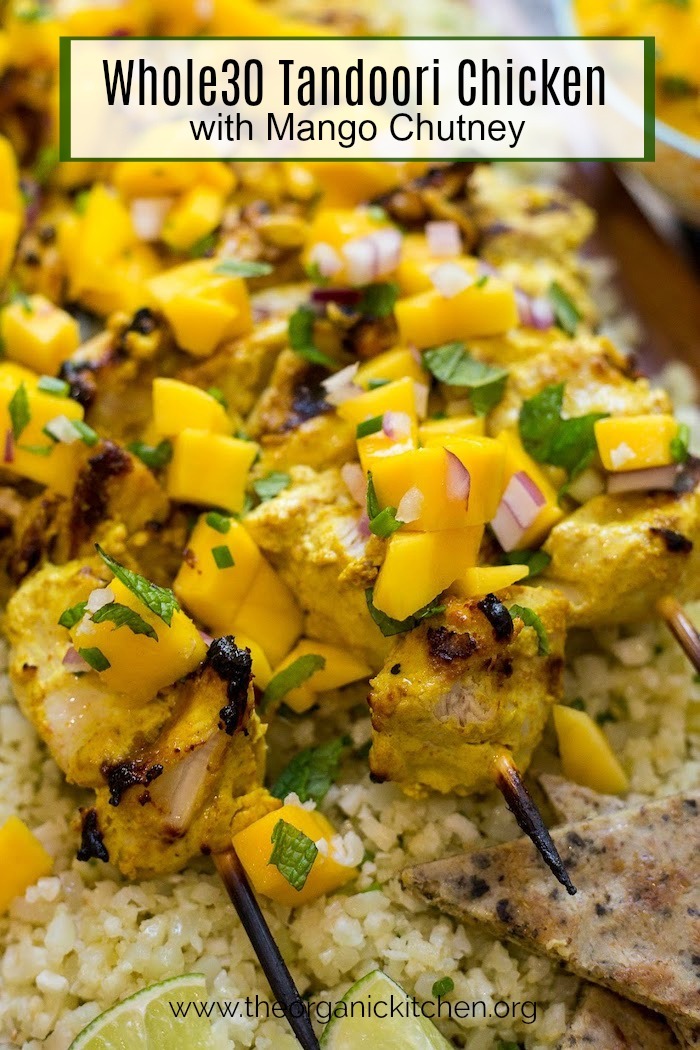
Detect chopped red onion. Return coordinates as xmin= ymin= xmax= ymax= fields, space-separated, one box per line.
xmin=3 ymin=430 xmax=14 ymax=464
xmin=149 ymin=734 xmax=224 ymax=834
xmin=501 ymin=470 xmax=545 ymax=528
xmin=516 ymin=290 xmax=555 ymax=330
xmin=356 ymin=511 xmax=371 ymax=539
xmin=321 ymin=363 xmax=362 ymax=407
xmin=45 ymin=415 xmax=80 ymax=444
xmin=430 ymin=262 xmax=473 ymax=299
xmin=62 ymin=647 xmax=92 ymax=673
xmin=426 ymin=220 xmax=461 ymax=258
xmin=445 ymin=450 xmax=471 ymax=503
xmin=607 ymin=463 xmax=679 ymax=494
xmin=382 ymin=411 xmax=412 ymax=440
xmin=477 ymin=260 xmax=500 ymax=279
xmin=343 ymin=227 xmax=402 ymax=285
xmin=310 ymin=287 xmax=362 ymax=308
xmin=308 ymin=241 xmax=343 ymax=279
xmin=490 ymin=501 xmax=525 ymax=552
xmin=396 ymin=486 xmax=424 ymax=523
xmin=86 ymin=586 xmax=114 ymax=614
xmin=198 ymin=630 xmax=213 ymax=647
xmin=130 ymin=197 xmax=172 ymax=241
xmin=340 ymin=462 xmax=366 ymax=506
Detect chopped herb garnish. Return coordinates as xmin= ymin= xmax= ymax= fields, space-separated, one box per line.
xmin=369 ymin=506 xmax=402 ymax=538
xmin=205 ymin=511 xmax=231 ymax=533
xmin=305 ymin=260 xmax=326 ymax=284
xmin=262 ymin=653 xmax=326 ymax=708
xmin=519 ymin=382 xmax=607 ymax=479
xmin=37 ymin=375 xmax=70 ymax=397
xmin=213 ymin=259 xmax=273 ymax=278
xmin=212 ymin=544 xmax=234 ymax=569
xmin=358 ymin=282 xmax=398 ymax=319
xmin=74 ymin=190 xmax=90 ymax=215
xmin=271 ymin=735 xmax=351 ymax=804
xmin=432 ymin=977 xmax=454 ymax=998
xmin=8 ymin=383 xmax=30 ymax=440
xmin=366 ymin=471 xmax=381 ymax=519
xmin=671 ymin=422 xmax=690 ymax=464
xmin=71 ymin=419 xmax=99 ymax=447
xmin=474 ymin=274 xmax=489 ymax=288
xmin=95 ymin=545 xmax=180 ymax=626
xmin=268 ymin=818 xmax=318 ymax=891
xmin=288 ymin=305 xmax=335 ymax=368
xmin=127 ymin=439 xmax=173 ymax=470
xmin=188 ymin=232 xmax=217 ymax=258
xmin=78 ymin=647 xmax=111 ymax=672
xmin=569 ymin=697 xmax=586 ymax=711
xmin=502 ymin=548 xmax=552 ymax=578
xmin=253 ymin=471 xmax=291 ymax=501
xmin=19 ymin=443 xmax=52 ymax=456
xmin=509 ymin=604 xmax=550 ymax=655
xmin=366 ymin=378 xmax=390 ymax=390
xmin=423 ymin=343 xmax=508 ymax=416
xmin=367 ymin=205 xmax=387 ymax=222
xmin=58 ymin=601 xmax=87 ymax=629
xmin=365 ymin=588 xmax=445 ymax=637
xmin=548 ymin=282 xmax=581 ymax=336
xmin=207 ymin=386 xmax=228 ymax=408
xmin=356 ymin=415 xmax=384 ymax=439
xmin=91 ymin=602 xmax=158 ymax=640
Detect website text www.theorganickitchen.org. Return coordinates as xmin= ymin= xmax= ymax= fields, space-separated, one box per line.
xmin=168 ymin=992 xmax=538 ymax=1025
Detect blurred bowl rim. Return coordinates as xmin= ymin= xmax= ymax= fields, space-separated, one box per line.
xmin=552 ymin=0 xmax=700 ymax=160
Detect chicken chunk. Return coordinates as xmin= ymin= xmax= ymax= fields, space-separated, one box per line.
xmin=92 ymin=637 xmax=271 ymax=879
xmin=244 ymin=466 xmax=389 ymax=668
xmin=542 ymin=479 xmax=700 ymax=625
xmin=368 ymin=586 xmax=568 ymax=797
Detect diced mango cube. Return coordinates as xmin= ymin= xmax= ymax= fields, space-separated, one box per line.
xmin=594 ymin=414 xmax=680 ymax=472
xmin=0 ymin=816 xmax=52 ymax=913
xmin=0 ymin=209 xmax=21 ymax=283
xmin=419 ymin=416 xmax=485 ymax=446
xmin=451 ymin=564 xmax=529 ymax=599
xmin=1 ymin=295 xmax=79 ymax=374
xmin=231 ymin=559 xmax=303 ymax=666
xmin=396 ymin=234 xmax=477 ymax=296
xmin=235 ymin=633 xmax=273 ymax=691
xmin=232 ymin=803 xmax=357 ymax=908
xmin=495 ymin=430 xmax=564 ymax=549
xmin=356 ymin=347 xmax=428 ymax=391
xmin=0 ymin=135 xmax=22 ymax=215
xmin=0 ymin=362 xmax=86 ymax=495
xmin=370 ymin=438 xmax=504 ymax=531
xmin=166 ymin=429 xmax=259 ymax=514
xmin=373 ymin=527 xmax=483 ymax=621
xmin=68 ymin=185 xmax=136 ymax=301
xmin=174 ymin=515 xmax=262 ymax=632
xmin=305 ymin=162 xmax=415 ymax=208
xmin=395 ymin=279 xmax=518 ymax=349
xmin=153 ymin=378 xmax=230 ymax=437
xmin=553 ymin=705 xmax=629 ymax=795
xmin=339 ymin=376 xmax=419 ymax=433
xmin=70 ymin=577 xmax=207 ymax=703
xmin=148 ymin=260 xmax=252 ymax=356
xmin=161 ymin=187 xmax=225 ymax=253
xmin=272 ymin=639 xmax=372 ymax=714
xmin=113 ymin=160 xmax=236 ymax=198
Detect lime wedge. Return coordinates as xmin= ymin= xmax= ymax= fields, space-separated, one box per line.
xmin=320 ymin=970 xmax=452 ymax=1049
xmin=69 ymin=974 xmax=217 ymax=1050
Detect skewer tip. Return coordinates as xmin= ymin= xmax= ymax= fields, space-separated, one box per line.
xmin=657 ymin=595 xmax=700 ymax=674
xmin=492 ymin=751 xmax=577 ymax=895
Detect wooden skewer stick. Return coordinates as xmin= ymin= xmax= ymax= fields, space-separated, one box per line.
xmin=657 ymin=595 xmax=700 ymax=674
xmin=492 ymin=751 xmax=577 ymax=896
xmin=215 ymin=848 xmax=320 ymax=1050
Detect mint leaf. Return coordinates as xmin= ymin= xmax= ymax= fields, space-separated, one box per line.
xmin=358 ymin=282 xmax=398 ymax=319
xmin=58 ymin=601 xmax=87 ymax=629
xmin=519 ymin=383 xmax=607 ymax=479
xmin=502 ymin=549 xmax=551 ymax=578
xmin=369 ymin=506 xmax=402 ymax=538
xmin=271 ymin=735 xmax=351 ymax=805
xmin=423 ymin=343 xmax=507 ymax=416
xmin=509 ymin=604 xmax=550 ymax=655
xmin=548 ymin=282 xmax=581 ymax=336
xmin=95 ymin=545 xmax=180 ymax=627
xmin=188 ymin=232 xmax=217 ymax=258
xmin=91 ymin=602 xmax=158 ymax=640
xmin=78 ymin=647 xmax=111 ymax=672
xmin=253 ymin=471 xmax=290 ymax=501
xmin=214 ymin=259 xmax=273 ymax=278
xmin=8 ymin=383 xmax=30 ymax=440
xmin=211 ymin=544 xmax=234 ymax=569
xmin=670 ymin=422 xmax=690 ymax=464
xmin=207 ymin=386 xmax=228 ymax=408
xmin=205 ymin=511 xmax=231 ymax=533
xmin=268 ymin=818 xmax=318 ymax=891
xmin=288 ymin=305 xmax=335 ymax=368
xmin=128 ymin=439 xmax=172 ymax=469
xmin=365 ymin=589 xmax=445 ymax=637
xmin=262 ymin=653 xmax=326 ymax=708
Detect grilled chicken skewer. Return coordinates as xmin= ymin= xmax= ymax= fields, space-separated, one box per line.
xmin=3 ymin=554 xmax=320 ymax=1050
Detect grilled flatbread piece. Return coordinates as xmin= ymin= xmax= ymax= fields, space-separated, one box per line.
xmin=403 ymin=792 xmax=700 ymax=1026
xmin=558 ymin=984 xmax=679 ymax=1049
xmin=538 ymin=773 xmax=627 ymax=824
